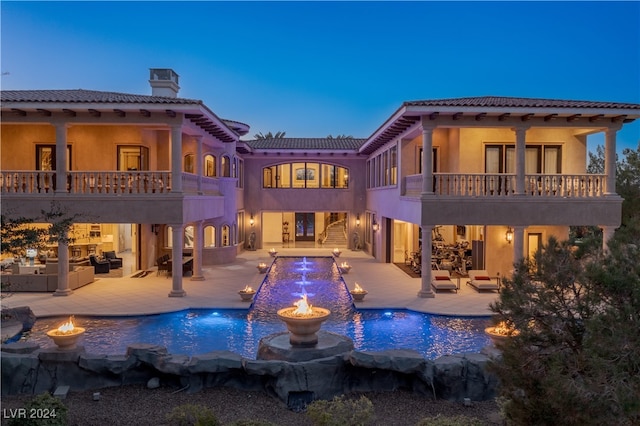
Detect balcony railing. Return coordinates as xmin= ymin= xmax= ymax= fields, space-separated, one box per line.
xmin=403 ymin=173 xmax=607 ymax=198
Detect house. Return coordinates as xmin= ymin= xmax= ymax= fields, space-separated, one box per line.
xmin=2 ymin=69 xmax=639 ymax=298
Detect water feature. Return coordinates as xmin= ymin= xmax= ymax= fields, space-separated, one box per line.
xmin=23 ymin=256 xmax=492 ymax=359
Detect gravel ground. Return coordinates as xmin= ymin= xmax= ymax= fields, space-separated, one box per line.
xmin=1 ymin=385 xmax=502 ymax=426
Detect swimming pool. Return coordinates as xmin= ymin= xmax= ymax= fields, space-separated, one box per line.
xmin=25 ymin=256 xmax=492 ymax=359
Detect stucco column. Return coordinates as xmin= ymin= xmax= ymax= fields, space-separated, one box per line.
xmin=54 ymin=122 xmax=68 ymax=193
xmin=420 ymin=118 xmax=436 ymax=197
xmin=604 ymin=127 xmax=619 ymax=196
xmin=601 ymin=225 xmax=616 ymax=253
xmin=170 ymin=125 xmax=183 ymax=193
xmin=512 ymin=226 xmax=526 ymax=263
xmin=418 ymin=225 xmax=435 ymax=298
xmin=513 ymin=126 xmax=529 ymax=195
xmin=195 ymin=136 xmax=203 ymax=194
xmin=53 ymin=238 xmax=72 ymax=296
xmin=191 ymin=221 xmax=205 ymax=281
xmin=169 ymin=224 xmax=187 ymax=297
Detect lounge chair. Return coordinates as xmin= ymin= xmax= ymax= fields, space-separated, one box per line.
xmin=104 ymin=251 xmax=123 ymax=269
xmin=467 ymin=270 xmax=500 ymax=291
xmin=89 ymin=255 xmax=110 ymax=274
xmin=431 ymin=270 xmax=459 ymax=293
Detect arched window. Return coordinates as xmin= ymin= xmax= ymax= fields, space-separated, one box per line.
xmin=204 ymin=154 xmax=216 ymax=177
xmin=166 ymin=226 xmax=194 ymax=248
xmin=183 ymin=154 xmax=195 ymax=173
xmin=204 ymin=225 xmax=216 ymax=247
xmin=221 ymin=155 xmax=231 ymax=177
xmin=222 ymin=225 xmax=230 ymax=246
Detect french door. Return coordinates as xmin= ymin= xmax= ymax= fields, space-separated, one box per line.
xmin=295 ymin=213 xmax=315 ymax=241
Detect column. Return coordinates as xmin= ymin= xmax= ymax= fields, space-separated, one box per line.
xmin=418 ymin=225 xmax=435 ymax=298
xmin=195 ymin=136 xmax=203 ymax=194
xmin=420 ymin=118 xmax=435 ymax=197
xmin=190 ymin=221 xmax=205 ymax=281
xmin=601 ymin=226 xmax=616 ymax=253
xmin=53 ymin=238 xmax=72 ymax=296
xmin=604 ymin=127 xmax=619 ymax=196
xmin=169 ymin=224 xmax=187 ymax=297
xmin=513 ymin=126 xmax=529 ymax=195
xmin=512 ymin=226 xmax=525 ymax=263
xmin=54 ymin=122 xmax=68 ymax=193
xmin=170 ymin=125 xmax=183 ymax=193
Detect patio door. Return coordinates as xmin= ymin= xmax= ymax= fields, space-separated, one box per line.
xmin=295 ymin=213 xmax=315 ymax=241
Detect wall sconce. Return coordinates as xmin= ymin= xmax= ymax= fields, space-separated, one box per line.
xmin=505 ymin=227 xmax=513 ymax=244
xmin=151 ymin=224 xmax=159 ymax=235
xmin=372 ymin=219 xmax=379 ymax=232
xmin=249 ymin=214 xmax=254 ymax=227
xmin=356 ymin=214 xmax=360 ymax=227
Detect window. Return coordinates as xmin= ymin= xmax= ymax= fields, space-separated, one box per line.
xmin=237 ymin=212 xmax=245 ymax=244
xmin=236 ymin=158 xmax=244 ymax=188
xmin=222 ymin=225 xmax=230 ymax=246
xmin=221 ymin=155 xmax=230 ymax=177
xmin=166 ymin=226 xmax=194 ymax=248
xmin=204 ymin=225 xmax=216 ymax=247
xmin=204 ymin=154 xmax=216 ymax=177
xmin=390 ymin=145 xmax=397 ymax=185
xmin=183 ymin=154 xmax=195 ymax=173
xmin=36 ymin=145 xmax=72 ymax=170
xmin=117 ymin=146 xmax=149 ymax=171
xmin=262 ymin=162 xmax=347 ymax=189
xmin=485 ymin=144 xmax=561 ymax=174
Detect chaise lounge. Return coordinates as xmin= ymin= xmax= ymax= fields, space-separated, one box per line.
xmin=431 ymin=270 xmax=459 ymax=293
xmin=466 ymin=270 xmax=500 ymax=292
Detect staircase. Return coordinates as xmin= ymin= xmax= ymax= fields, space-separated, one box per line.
xmin=321 ymin=220 xmax=347 ymax=247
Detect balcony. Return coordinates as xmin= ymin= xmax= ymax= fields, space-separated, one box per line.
xmin=403 ymin=173 xmax=607 ymax=198
xmin=0 ymin=171 xmax=222 ymax=196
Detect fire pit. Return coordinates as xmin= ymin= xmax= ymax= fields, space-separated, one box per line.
xmin=256 ymin=262 xmax=269 ymax=273
xmin=349 ymin=282 xmax=368 ymax=301
xmin=332 ymin=248 xmax=342 ymax=257
xmin=277 ymin=294 xmax=330 ymax=346
xmin=238 ymin=285 xmax=256 ymax=301
xmin=268 ymin=248 xmax=278 ymax=257
xmin=485 ymin=321 xmax=519 ymax=345
xmin=46 ymin=316 xmax=85 ymax=350
xmin=338 ymin=261 xmax=351 ymax=274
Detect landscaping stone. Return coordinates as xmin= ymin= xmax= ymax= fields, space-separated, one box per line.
xmin=1 ymin=341 xmax=40 ymax=354
xmin=188 ymin=351 xmax=243 ymax=373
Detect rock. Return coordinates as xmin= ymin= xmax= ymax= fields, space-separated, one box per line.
xmin=1 ymin=341 xmax=40 ymax=354
xmin=188 ymin=351 xmax=243 ymax=373
xmin=126 ymin=344 xmax=168 ymax=365
xmin=147 ymin=377 xmax=160 ymax=389
xmin=79 ymin=353 xmax=136 ymax=374
xmin=156 ymin=354 xmax=191 ymax=375
xmin=1 ymin=319 xmax=24 ymax=343
xmin=433 ymin=355 xmax=466 ymax=401
xmin=347 ymin=349 xmax=426 ymax=373
xmin=2 ymin=306 xmax=37 ymax=331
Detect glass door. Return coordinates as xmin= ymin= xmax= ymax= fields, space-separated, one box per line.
xmin=295 ymin=213 xmax=315 ymax=241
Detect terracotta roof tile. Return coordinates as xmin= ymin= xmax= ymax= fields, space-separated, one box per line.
xmin=0 ymin=89 xmax=202 ymax=105
xmin=245 ymin=138 xmax=365 ymax=150
xmin=403 ymin=96 xmax=640 ymax=110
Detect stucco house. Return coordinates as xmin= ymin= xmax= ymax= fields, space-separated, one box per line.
xmin=2 ymin=68 xmax=639 ymax=298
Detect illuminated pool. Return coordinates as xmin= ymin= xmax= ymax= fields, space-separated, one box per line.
xmin=26 ymin=257 xmax=491 ymax=359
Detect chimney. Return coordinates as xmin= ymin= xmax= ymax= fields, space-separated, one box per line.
xmin=149 ymin=68 xmax=180 ymax=98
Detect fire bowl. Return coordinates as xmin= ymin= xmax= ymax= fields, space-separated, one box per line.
xmin=350 ymin=290 xmax=368 ymax=302
xmin=338 ymin=265 xmax=352 ymax=274
xmin=276 ymin=307 xmax=331 ymax=347
xmin=238 ymin=290 xmax=256 ymax=301
xmin=46 ymin=327 xmax=86 ymax=350
xmin=484 ymin=326 xmax=513 ymax=345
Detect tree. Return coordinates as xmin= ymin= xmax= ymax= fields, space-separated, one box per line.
xmin=254 ymin=131 xmax=286 ymax=140
xmin=326 ymin=134 xmax=354 ymax=140
xmin=489 ymin=227 xmax=640 ymax=425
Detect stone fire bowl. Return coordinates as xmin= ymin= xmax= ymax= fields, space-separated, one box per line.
xmin=46 ymin=327 xmax=86 ymax=350
xmin=277 ymin=307 xmax=331 ymax=346
xmin=350 ymin=290 xmax=368 ymax=302
xmin=238 ymin=290 xmax=256 ymax=301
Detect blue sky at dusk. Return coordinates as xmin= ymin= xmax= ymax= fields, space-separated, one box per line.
xmin=1 ymin=1 xmax=639 ymax=151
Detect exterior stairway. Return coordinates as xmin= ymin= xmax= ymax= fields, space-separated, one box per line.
xmin=321 ymin=220 xmax=347 ymax=247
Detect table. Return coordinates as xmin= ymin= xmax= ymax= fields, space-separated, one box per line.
xmin=168 ymin=257 xmax=193 ymax=276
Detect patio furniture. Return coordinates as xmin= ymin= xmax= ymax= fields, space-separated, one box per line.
xmin=156 ymin=254 xmax=170 ymax=276
xmin=103 ymin=251 xmax=123 ymax=269
xmin=467 ymin=270 xmax=500 ymax=292
xmin=89 ymin=255 xmax=110 ymax=274
xmin=431 ymin=270 xmax=459 ymax=293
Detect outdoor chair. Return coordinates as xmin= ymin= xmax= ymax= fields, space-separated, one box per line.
xmin=431 ymin=270 xmax=459 ymax=293
xmin=156 ymin=254 xmax=170 ymax=276
xmin=467 ymin=270 xmax=500 ymax=292
xmin=89 ymin=255 xmax=110 ymax=274
xmin=104 ymin=251 xmax=123 ymax=269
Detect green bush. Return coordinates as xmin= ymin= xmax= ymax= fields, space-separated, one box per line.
xmin=306 ymin=395 xmax=374 ymax=426
xmin=166 ymin=403 xmax=220 ymax=426
xmin=7 ymin=392 xmax=68 ymax=426
xmin=415 ymin=414 xmax=485 ymax=426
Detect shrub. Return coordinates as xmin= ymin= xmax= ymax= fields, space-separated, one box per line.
xmin=166 ymin=403 xmax=219 ymax=426
xmin=415 ymin=414 xmax=485 ymax=426
xmin=306 ymin=395 xmax=374 ymax=426
xmin=7 ymin=392 xmax=68 ymax=426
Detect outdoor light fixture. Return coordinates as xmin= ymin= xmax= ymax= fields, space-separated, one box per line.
xmin=505 ymin=227 xmax=513 ymax=244
xmin=356 ymin=214 xmax=360 ymax=227
xmin=372 ymin=219 xmax=379 ymax=232
xmin=249 ymin=215 xmax=254 ymax=227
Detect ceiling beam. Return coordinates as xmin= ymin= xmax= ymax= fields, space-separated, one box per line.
xmin=63 ymin=109 xmax=76 ymax=117
xmin=88 ymin=109 xmax=101 ymax=117
xmin=37 ymin=108 xmax=51 ymax=116
xmin=113 ymin=109 xmax=126 ymax=117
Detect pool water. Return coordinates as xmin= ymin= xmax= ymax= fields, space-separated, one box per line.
xmin=25 ymin=257 xmax=492 ymax=359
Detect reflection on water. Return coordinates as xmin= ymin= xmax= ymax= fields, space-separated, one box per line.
xmin=25 ymin=256 xmax=491 ymax=359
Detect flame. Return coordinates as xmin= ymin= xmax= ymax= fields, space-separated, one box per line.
xmin=57 ymin=316 xmax=76 ymax=334
xmin=269 ymin=248 xmax=276 ymax=253
xmin=258 ymin=262 xmax=266 ymax=268
xmin=353 ymin=282 xmax=365 ymax=293
xmin=293 ymin=294 xmax=313 ymax=315
xmin=333 ymin=248 xmax=340 ymax=253
xmin=340 ymin=262 xmax=349 ymax=268
xmin=242 ymin=285 xmax=254 ymax=293
xmin=491 ymin=321 xmax=519 ymax=336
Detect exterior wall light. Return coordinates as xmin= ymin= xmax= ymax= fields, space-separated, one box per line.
xmin=249 ymin=215 xmax=254 ymax=227
xmin=356 ymin=214 xmax=360 ymax=227
xmin=505 ymin=227 xmax=513 ymax=244
xmin=372 ymin=220 xmax=379 ymax=232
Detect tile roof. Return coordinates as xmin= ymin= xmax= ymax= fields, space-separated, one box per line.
xmin=403 ymin=96 xmax=640 ymax=110
xmin=0 ymin=89 xmax=202 ymax=105
xmin=245 ymin=138 xmax=366 ymax=150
